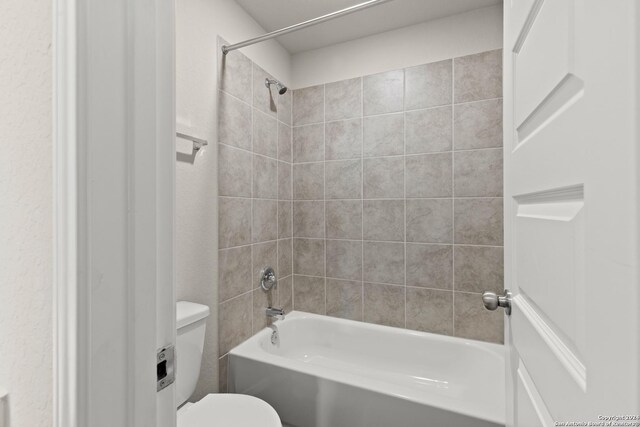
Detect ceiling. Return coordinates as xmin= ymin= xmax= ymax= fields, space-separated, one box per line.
xmin=234 ymin=0 xmax=501 ymax=54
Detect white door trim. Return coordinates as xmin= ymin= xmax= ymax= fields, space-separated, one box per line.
xmin=53 ymin=1 xmax=176 ymax=426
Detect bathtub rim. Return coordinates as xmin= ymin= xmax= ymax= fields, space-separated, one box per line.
xmin=229 ymin=311 xmax=506 ymax=426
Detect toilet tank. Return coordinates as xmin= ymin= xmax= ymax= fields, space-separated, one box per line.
xmin=176 ymin=301 xmax=210 ymax=407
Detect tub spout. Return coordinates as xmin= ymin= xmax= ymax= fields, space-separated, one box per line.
xmin=266 ymin=307 xmax=285 ymax=320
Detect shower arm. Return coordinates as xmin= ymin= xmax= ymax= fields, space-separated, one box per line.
xmin=221 ymin=0 xmax=394 ymax=55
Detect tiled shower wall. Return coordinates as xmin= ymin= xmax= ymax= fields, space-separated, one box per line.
xmin=217 ymin=39 xmax=293 ymax=392
xmin=290 ymin=49 xmax=505 ymax=344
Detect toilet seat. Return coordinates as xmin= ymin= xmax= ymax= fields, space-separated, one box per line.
xmin=177 ymin=394 xmax=281 ymax=427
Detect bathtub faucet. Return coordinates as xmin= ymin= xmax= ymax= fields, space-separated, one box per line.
xmin=266 ymin=307 xmax=285 ymax=320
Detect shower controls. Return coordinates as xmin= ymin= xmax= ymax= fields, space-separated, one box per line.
xmin=260 ymin=266 xmax=277 ymax=291
xmin=482 ymin=289 xmax=512 ymax=315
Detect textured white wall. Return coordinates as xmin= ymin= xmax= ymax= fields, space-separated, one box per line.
xmin=0 ymin=0 xmax=53 ymax=426
xmin=175 ymin=0 xmax=290 ymax=399
xmin=291 ymin=4 xmax=503 ymax=88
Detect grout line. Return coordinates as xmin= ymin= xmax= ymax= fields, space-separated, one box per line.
xmin=292 ymin=147 xmax=504 ymax=166
xmin=323 ymin=83 xmax=327 ymax=316
xmin=402 ymin=67 xmax=407 ymax=329
xmin=250 ymin=62 xmax=255 ymax=337
xmin=361 ymin=75 xmax=365 ymax=322
xmin=451 ymin=57 xmax=456 ymax=338
xmin=219 ymin=239 xmax=503 ymax=252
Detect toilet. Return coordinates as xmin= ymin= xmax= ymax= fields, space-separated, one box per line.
xmin=176 ymin=301 xmax=281 ymax=427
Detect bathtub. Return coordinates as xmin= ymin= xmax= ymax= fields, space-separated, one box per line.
xmin=228 ymin=311 xmax=505 ymax=427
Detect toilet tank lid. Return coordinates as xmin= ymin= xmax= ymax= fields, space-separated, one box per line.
xmin=177 ymin=301 xmax=210 ymax=329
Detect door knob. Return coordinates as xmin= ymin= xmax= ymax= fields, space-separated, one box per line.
xmin=482 ymin=289 xmax=512 ymax=315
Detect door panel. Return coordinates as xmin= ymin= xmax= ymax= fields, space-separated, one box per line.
xmin=504 ymin=0 xmax=640 ymax=425
xmin=516 ymin=362 xmax=553 ymax=427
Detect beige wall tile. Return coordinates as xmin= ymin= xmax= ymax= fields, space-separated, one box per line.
xmin=406 ymin=199 xmax=453 ymax=243
xmin=293 ymin=162 xmax=324 ymax=200
xmin=293 ymin=123 xmax=324 ymax=162
xmin=363 ymin=200 xmax=404 ymax=242
xmin=325 ymin=77 xmax=362 ymax=121
xmin=405 ymin=59 xmax=452 ymax=110
xmin=363 ymin=113 xmax=404 ymax=157
xmin=363 ymin=69 xmax=404 ymax=116
xmin=219 ymin=47 xmax=252 ymax=104
xmin=278 ymin=238 xmax=293 ymax=278
xmin=325 ymin=119 xmax=362 ymax=160
xmin=218 ymin=144 xmax=251 ymax=197
xmin=406 ymin=244 xmax=453 ymax=289
xmin=363 ymin=157 xmax=404 ymax=199
xmin=454 ymin=149 xmax=503 ymax=197
xmin=406 ymin=287 xmax=453 ymax=335
xmin=454 ymin=245 xmax=503 ymax=294
xmin=405 ymin=106 xmax=452 ymax=154
xmin=293 ymin=85 xmax=324 ymax=125
xmin=454 ymin=99 xmax=503 ymax=150
xmin=252 ymin=199 xmax=278 ymax=243
xmin=293 ymin=238 xmax=325 ymax=276
xmin=454 ymin=198 xmax=503 ymax=245
xmin=253 ymin=155 xmax=278 ymax=199
xmin=454 ymin=49 xmax=503 ymax=103
xmin=219 ymin=246 xmax=252 ymax=302
xmin=278 ymin=123 xmax=292 ymax=162
xmin=363 ymin=282 xmax=405 ymax=328
xmin=219 ymin=91 xmax=251 ymax=150
xmin=326 ymin=200 xmax=362 ymax=240
xmin=278 ymin=201 xmax=292 ymax=239
xmin=326 ymin=239 xmax=362 ymax=281
xmin=219 ymin=197 xmax=251 ymax=248
xmin=326 ymin=279 xmax=363 ymax=321
xmin=294 ymin=200 xmax=325 ymax=238
xmin=253 ymin=109 xmax=277 ymax=158
xmin=293 ymin=275 xmax=326 ymax=314
xmin=363 ymin=242 xmax=405 ymax=285
xmin=406 ymin=153 xmax=452 ymax=198
xmin=278 ymin=161 xmax=292 ymax=200
xmin=218 ymin=292 xmax=252 ymax=356
xmin=325 ymin=159 xmax=362 ymax=199
xmin=454 ymin=291 xmax=504 ymax=343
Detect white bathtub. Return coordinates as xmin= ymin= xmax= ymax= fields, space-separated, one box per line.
xmin=228 ymin=311 xmax=505 ymax=427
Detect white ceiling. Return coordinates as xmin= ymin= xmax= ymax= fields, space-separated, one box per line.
xmin=234 ymin=0 xmax=501 ymax=54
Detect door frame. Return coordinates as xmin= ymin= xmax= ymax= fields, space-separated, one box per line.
xmin=53 ymin=1 xmax=176 ymax=426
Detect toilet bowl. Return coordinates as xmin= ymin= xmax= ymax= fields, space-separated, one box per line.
xmin=176 ymin=301 xmax=281 ymax=427
xmin=178 ymin=394 xmax=281 ymax=427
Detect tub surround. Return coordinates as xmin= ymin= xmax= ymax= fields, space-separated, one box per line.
xmin=217 ymin=37 xmax=294 ymax=392
xmin=290 ymin=49 xmax=504 ymax=343
xmin=218 ymin=47 xmax=504 ymax=393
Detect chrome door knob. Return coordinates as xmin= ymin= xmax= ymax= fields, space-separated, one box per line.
xmin=482 ymin=289 xmax=512 ymax=315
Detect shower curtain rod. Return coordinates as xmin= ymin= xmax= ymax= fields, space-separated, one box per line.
xmin=221 ymin=0 xmax=394 ymax=55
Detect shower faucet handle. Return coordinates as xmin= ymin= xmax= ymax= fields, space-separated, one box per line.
xmin=260 ymin=266 xmax=277 ymax=291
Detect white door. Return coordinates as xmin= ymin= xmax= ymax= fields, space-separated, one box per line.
xmin=54 ymin=1 xmax=176 ymax=426
xmin=503 ymin=0 xmax=640 ymax=425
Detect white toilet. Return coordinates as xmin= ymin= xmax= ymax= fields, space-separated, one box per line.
xmin=176 ymin=301 xmax=282 ymax=427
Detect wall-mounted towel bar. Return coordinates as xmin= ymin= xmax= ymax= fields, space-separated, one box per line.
xmin=176 ymin=132 xmax=208 ymax=152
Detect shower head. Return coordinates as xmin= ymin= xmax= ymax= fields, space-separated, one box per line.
xmin=265 ymin=78 xmax=288 ymax=95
